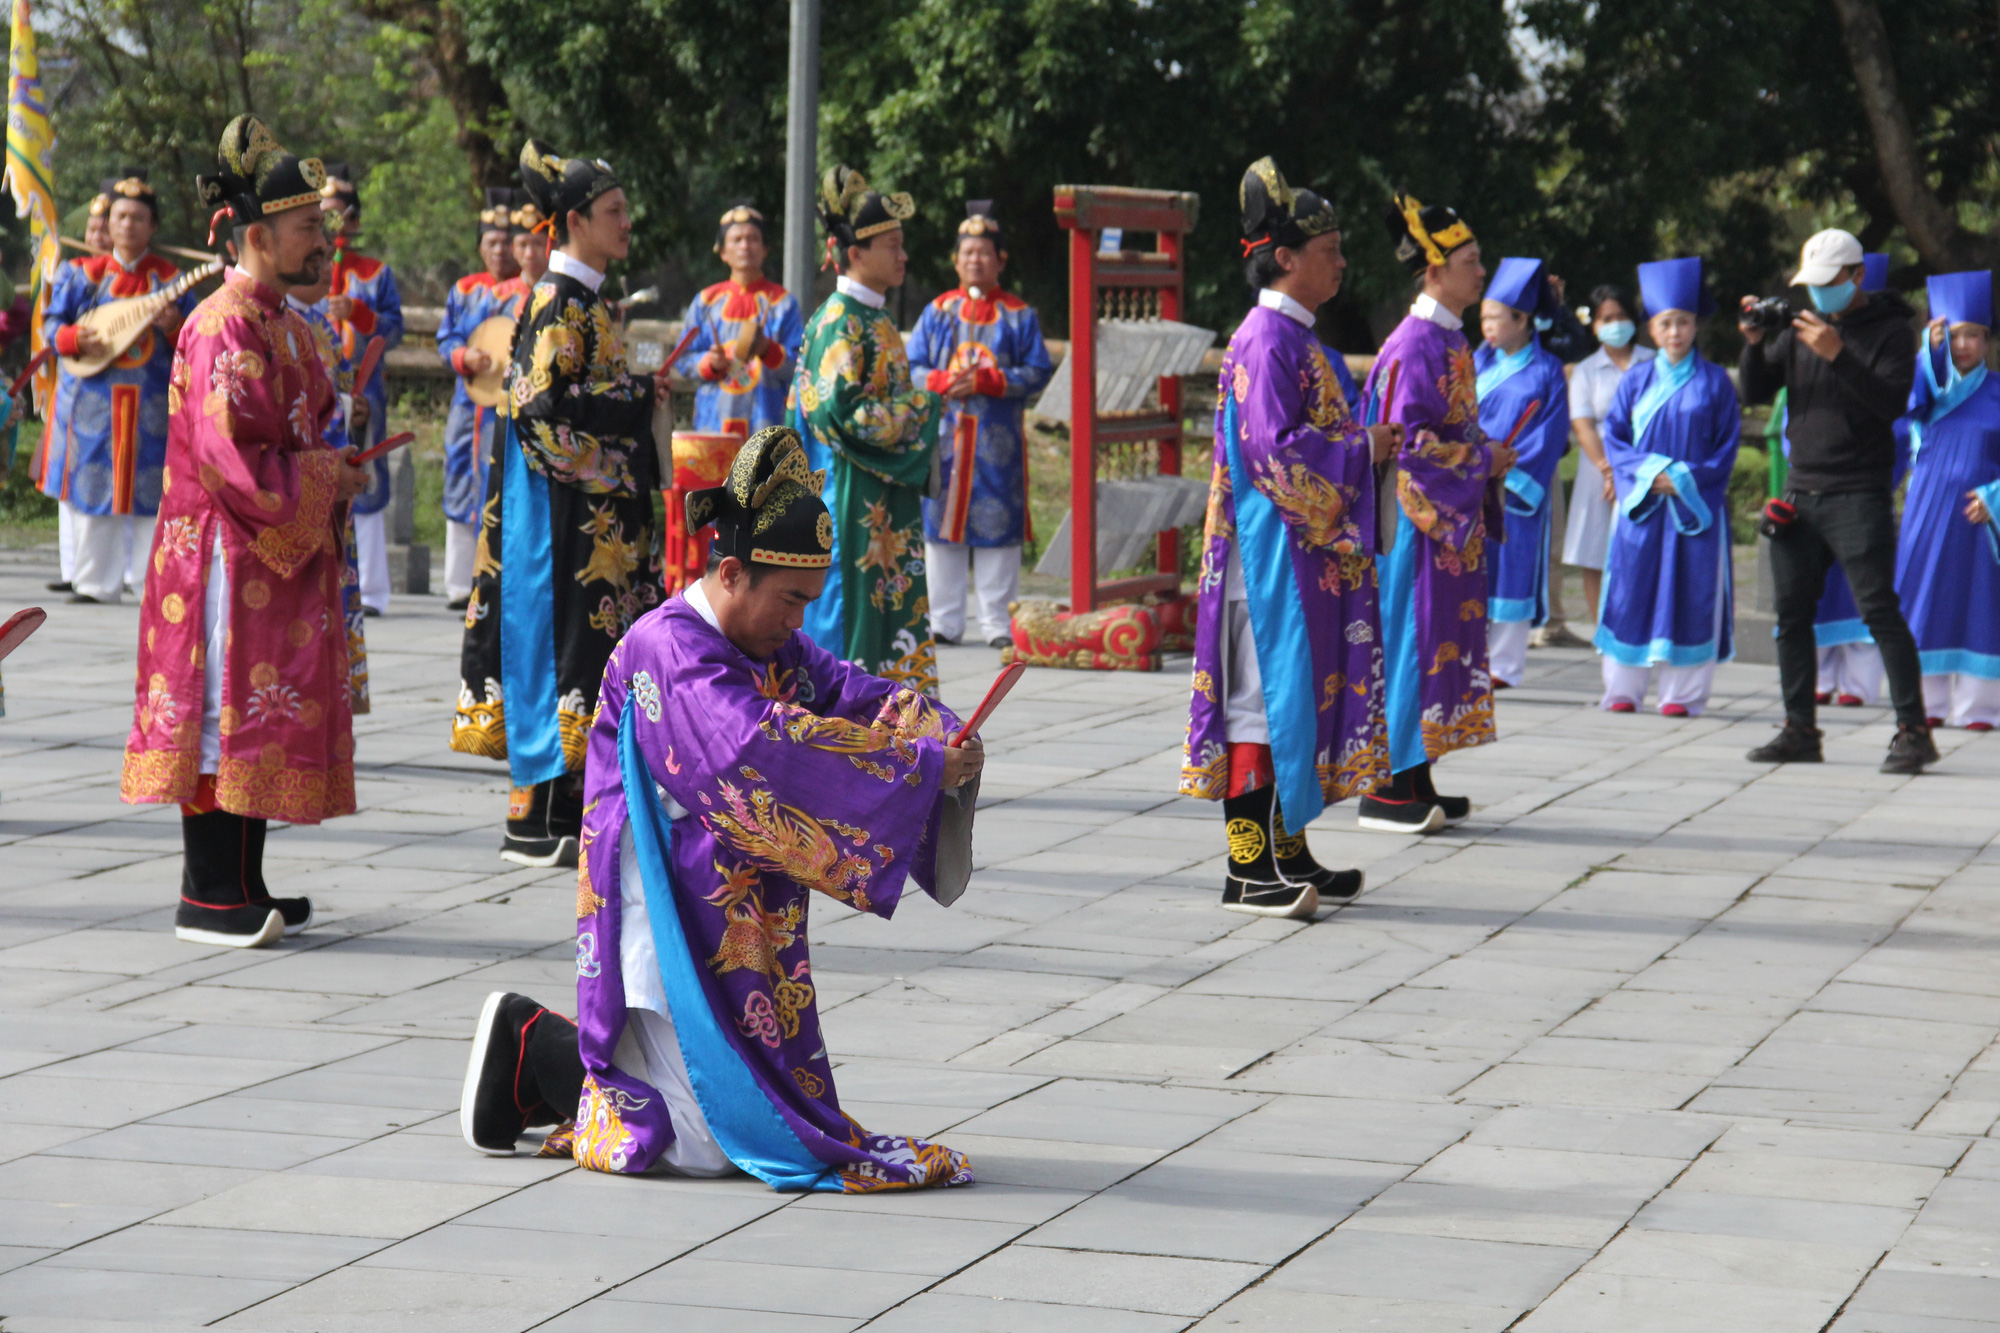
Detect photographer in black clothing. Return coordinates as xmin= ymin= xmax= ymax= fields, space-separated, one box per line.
xmin=1738 ymin=229 xmax=1932 ymax=774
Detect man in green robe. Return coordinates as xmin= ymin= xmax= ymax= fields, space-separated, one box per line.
xmin=794 ymin=166 xmax=943 ymax=694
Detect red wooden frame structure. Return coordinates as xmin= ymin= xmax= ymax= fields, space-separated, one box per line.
xmin=1051 ymin=185 xmax=1201 ymax=613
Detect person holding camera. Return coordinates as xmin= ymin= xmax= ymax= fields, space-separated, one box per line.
xmin=1738 ymin=228 xmax=1929 ymax=772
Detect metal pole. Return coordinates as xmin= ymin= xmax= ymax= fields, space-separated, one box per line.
xmin=783 ymin=0 xmax=821 ymax=311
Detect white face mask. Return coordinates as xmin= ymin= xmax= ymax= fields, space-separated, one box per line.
xmin=1596 ymin=320 xmax=1636 ymax=348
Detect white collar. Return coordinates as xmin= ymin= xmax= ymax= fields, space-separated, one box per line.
xmin=1258 ymin=288 xmax=1315 ymax=328
xmin=548 ymin=249 xmax=604 ymax=293
xmin=836 ymin=275 xmax=887 ymax=309
xmin=1412 ymin=292 xmax=1463 ymax=331
xmin=684 ymin=578 xmax=723 ymax=631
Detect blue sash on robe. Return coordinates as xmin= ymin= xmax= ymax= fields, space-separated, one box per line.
xmin=795 ymin=397 xmax=845 ymax=656
xmin=619 ymin=692 xmax=844 ymax=1192
xmin=1220 ymin=393 xmax=1323 ymax=830
xmin=499 ymin=416 xmax=566 ymax=788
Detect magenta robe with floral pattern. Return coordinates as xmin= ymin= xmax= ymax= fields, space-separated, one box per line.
xmin=121 ymin=268 xmax=352 ymax=825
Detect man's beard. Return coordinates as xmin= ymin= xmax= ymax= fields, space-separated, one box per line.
xmin=278 ymin=254 xmax=326 ymax=287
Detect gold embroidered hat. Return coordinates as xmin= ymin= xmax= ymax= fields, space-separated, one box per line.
xmin=1384 ymin=191 xmax=1475 ymax=274
xmin=713 ymin=201 xmax=768 ymax=255
xmin=319 ymin=159 xmax=361 ymax=221
xmin=958 ymin=199 xmax=1003 ymax=245
xmin=685 ymin=426 xmax=833 ymax=570
xmin=1239 ymin=158 xmax=1335 ymax=254
xmin=197 ymin=115 xmax=330 ymax=234
xmin=509 ymin=189 xmax=547 ymax=235
xmin=479 ymin=186 xmax=514 ymax=239
xmin=819 ymin=165 xmax=913 ymax=252
xmin=96 ymin=168 xmax=158 ymax=222
xmin=518 ymin=139 xmax=620 ymax=234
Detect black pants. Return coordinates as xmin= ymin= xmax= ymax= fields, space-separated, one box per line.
xmin=1769 ymin=488 xmax=1924 ymax=728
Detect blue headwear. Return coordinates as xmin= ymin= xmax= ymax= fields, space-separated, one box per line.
xmin=1862 ymin=253 xmax=1889 ymax=293
xmin=1484 ymin=257 xmax=1545 ymax=315
xmin=1929 ymin=270 xmax=1993 ymax=329
xmin=1638 ymin=257 xmax=1710 ymax=318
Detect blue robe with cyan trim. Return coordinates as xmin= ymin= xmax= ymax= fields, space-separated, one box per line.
xmin=1895 ymin=350 xmax=2000 ymax=680
xmin=1596 ymin=354 xmax=1740 ymax=667
xmin=1474 ymin=339 xmax=1570 ymax=626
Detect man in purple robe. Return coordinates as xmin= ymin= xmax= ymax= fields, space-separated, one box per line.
xmin=1356 ymin=194 xmax=1513 ymax=834
xmin=457 ymin=427 xmax=984 ymax=1191
xmin=1181 ymin=158 xmax=1398 ymax=919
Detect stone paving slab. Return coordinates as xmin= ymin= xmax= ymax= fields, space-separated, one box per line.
xmin=3 ymin=550 xmax=2000 ymax=1328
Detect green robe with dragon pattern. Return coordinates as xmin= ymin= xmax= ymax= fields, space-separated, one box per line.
xmin=792 ymin=288 xmax=943 ymax=694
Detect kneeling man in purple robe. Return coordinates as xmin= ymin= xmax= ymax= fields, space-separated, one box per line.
xmin=457 ymin=426 xmax=984 ymax=1192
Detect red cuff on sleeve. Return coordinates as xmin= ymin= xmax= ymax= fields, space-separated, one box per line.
xmin=758 ymin=338 xmax=786 ymax=369
xmin=346 ymin=302 xmax=376 ymax=335
xmin=698 ymin=356 xmax=724 ymax=382
xmin=54 ymin=325 xmax=81 ymax=357
xmin=450 ymin=347 xmax=468 ymax=376
xmin=925 ymin=369 xmax=953 ymax=395
xmin=973 ymin=367 xmax=1007 ymax=398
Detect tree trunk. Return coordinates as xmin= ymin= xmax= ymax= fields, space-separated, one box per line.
xmin=359 ymin=0 xmax=513 ymax=188
xmin=1829 ymin=0 xmax=2000 ymax=271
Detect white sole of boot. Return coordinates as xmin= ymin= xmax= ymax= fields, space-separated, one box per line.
xmin=1221 ymin=883 xmax=1320 ymax=919
xmin=460 ymin=990 xmax=517 ymax=1157
xmin=1357 ymin=806 xmax=1446 ymax=835
xmin=175 ymin=909 xmax=284 ymax=949
xmin=499 ymin=836 xmax=578 ymax=869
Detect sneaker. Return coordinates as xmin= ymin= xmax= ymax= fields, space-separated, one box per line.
xmin=1607 ymin=699 xmax=1637 ymax=713
xmin=1221 ymin=876 xmax=1319 ymax=919
xmin=1356 ymin=795 xmax=1446 ymax=834
xmin=1836 ymin=694 xmax=1864 ymax=707
xmin=175 ymin=900 xmax=284 ymax=948
xmin=1881 ymin=724 xmax=1939 ymax=775
xmin=1746 ymin=723 xmax=1823 ymax=764
xmin=1660 ymin=703 xmax=1690 ymax=718
xmin=462 ymin=991 xmax=534 ymax=1155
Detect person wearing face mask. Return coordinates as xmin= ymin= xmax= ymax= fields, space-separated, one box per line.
xmin=1894 ymin=272 xmax=2000 ymax=730
xmin=1739 ymin=228 xmax=1929 ymax=772
xmin=1564 ymin=286 xmax=1654 ymax=626
xmin=1476 ymin=258 xmax=1572 ymax=688
xmin=1595 ymin=258 xmax=1741 ymax=716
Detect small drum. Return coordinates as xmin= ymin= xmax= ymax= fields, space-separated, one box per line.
xmin=664 ymin=430 xmax=747 ymax=594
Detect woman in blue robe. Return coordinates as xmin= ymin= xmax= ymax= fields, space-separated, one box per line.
xmin=1474 ymin=257 xmax=1571 ymax=687
xmin=1595 ymin=257 xmax=1741 ymax=715
xmin=1895 ymin=270 xmax=2000 ymax=729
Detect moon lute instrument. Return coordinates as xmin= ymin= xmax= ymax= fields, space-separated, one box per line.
xmin=59 ymin=259 xmax=224 ymax=379
xmin=462 ymin=314 xmax=516 ymax=408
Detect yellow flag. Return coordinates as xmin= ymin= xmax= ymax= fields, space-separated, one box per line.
xmin=4 ymin=0 xmax=58 ymax=415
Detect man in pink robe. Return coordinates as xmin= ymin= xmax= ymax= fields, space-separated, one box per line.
xmin=120 ymin=115 xmax=368 ymax=949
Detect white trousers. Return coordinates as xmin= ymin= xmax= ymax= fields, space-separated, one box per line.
xmin=1223 ymin=598 xmax=1268 ymax=744
xmin=1817 ymin=642 xmax=1883 ymax=704
xmin=616 ymin=822 xmax=734 ymax=1178
xmin=57 ymin=502 xmax=75 ymax=582
xmin=925 ymin=541 xmax=1020 ymax=643
xmin=70 ymin=508 xmax=154 ymax=603
xmin=444 ymin=518 xmax=479 ymax=602
xmin=1600 ymin=659 xmax=1717 ymax=715
xmin=353 ymin=509 xmax=390 ymax=613
xmin=1923 ymin=674 xmax=2000 ymax=729
xmin=1489 ymin=620 xmax=1532 ymax=687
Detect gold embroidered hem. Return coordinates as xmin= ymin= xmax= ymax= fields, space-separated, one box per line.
xmin=121 ymin=746 xmax=202 ymax=807
xmin=452 ymin=680 xmax=508 ymax=760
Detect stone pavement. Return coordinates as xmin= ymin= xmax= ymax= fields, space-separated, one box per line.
xmin=1 ymin=546 xmax=1998 ymax=1332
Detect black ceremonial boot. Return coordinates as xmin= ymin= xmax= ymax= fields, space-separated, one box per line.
xmin=175 ymin=810 xmax=284 ymax=948
xmin=1220 ymin=784 xmax=1318 ymax=920
xmin=461 ymin=992 xmax=586 ymax=1155
xmin=1356 ymin=765 xmax=1446 ymax=834
xmin=1410 ymin=762 xmax=1470 ymax=827
xmin=1274 ymin=801 xmax=1363 ymax=903
xmin=241 ymin=816 xmax=313 ymax=935
xmin=500 ymin=775 xmax=581 ymax=869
